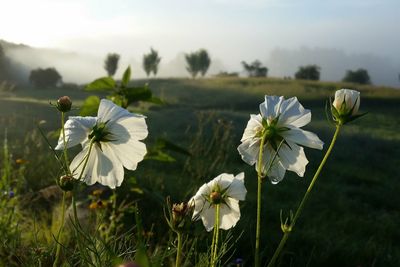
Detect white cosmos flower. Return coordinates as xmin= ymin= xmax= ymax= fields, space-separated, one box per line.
xmin=191 ymin=173 xmax=246 ymax=232
xmin=238 ymin=95 xmax=324 ymax=184
xmin=55 ymin=99 xmax=148 ymax=189
xmin=332 ymin=89 xmax=360 ymax=116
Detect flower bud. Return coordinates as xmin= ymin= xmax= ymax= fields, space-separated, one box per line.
xmin=210 ymin=191 xmax=222 ymax=204
xmin=59 ymin=175 xmax=74 ymax=191
xmin=333 ymin=89 xmax=360 ymax=116
xmin=172 ymin=203 xmax=188 ymax=221
xmin=332 ymin=89 xmax=362 ymax=125
xmin=57 ymin=96 xmax=72 ymax=112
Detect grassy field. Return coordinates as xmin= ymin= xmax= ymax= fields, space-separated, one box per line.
xmin=1 ymin=77 xmax=400 ymax=266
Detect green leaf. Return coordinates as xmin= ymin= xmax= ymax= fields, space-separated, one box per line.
xmin=85 ymin=77 xmax=116 ymax=91
xmin=80 ymin=95 xmax=100 ymax=116
xmin=121 ymin=86 xmax=153 ymax=105
xmin=121 ymin=66 xmax=131 ymax=88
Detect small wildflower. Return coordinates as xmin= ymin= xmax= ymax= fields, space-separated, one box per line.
xmin=9 ymin=190 xmax=15 ymax=198
xmin=55 ymin=99 xmax=148 ymax=189
xmin=191 ymin=173 xmax=247 ymax=231
xmin=56 ymin=96 xmax=72 ymax=112
xmin=238 ymin=95 xmax=324 ymax=184
xmin=89 ymin=202 xmax=98 ymax=209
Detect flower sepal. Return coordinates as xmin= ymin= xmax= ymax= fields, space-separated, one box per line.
xmin=280 ymin=210 xmax=294 ymax=234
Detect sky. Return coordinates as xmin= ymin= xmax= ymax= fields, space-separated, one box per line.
xmin=1 ymin=0 xmax=400 ymax=84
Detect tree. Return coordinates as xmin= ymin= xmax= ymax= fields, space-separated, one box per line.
xmin=29 ymin=68 xmax=62 ymax=88
xmin=241 ymin=60 xmax=268 ymax=77
xmin=142 ymin=48 xmax=161 ymax=77
xmin=198 ymin=49 xmax=211 ymax=77
xmin=185 ymin=52 xmax=200 ymax=78
xmin=342 ymin=69 xmax=371 ymax=84
xmin=185 ymin=49 xmax=212 ymax=78
xmin=104 ymin=53 xmax=120 ymax=77
xmin=295 ymin=65 xmax=320 ymax=81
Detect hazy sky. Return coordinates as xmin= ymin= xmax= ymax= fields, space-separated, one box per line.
xmin=1 ymin=0 xmax=399 ymax=77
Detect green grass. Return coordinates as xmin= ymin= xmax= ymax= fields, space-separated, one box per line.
xmin=1 ymin=77 xmax=400 ymax=266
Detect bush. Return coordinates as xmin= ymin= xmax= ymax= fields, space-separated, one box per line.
xmin=342 ymin=68 xmax=371 ymax=84
xmin=29 ymin=68 xmax=62 ymax=88
xmin=295 ymin=65 xmax=320 ymax=81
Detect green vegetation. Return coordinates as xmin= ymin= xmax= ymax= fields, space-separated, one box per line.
xmin=0 ymin=77 xmax=399 ymax=266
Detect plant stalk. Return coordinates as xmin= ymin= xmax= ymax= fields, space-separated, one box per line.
xmin=267 ymin=125 xmax=341 ymax=267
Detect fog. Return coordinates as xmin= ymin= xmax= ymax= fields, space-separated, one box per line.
xmin=4 ymin=42 xmax=400 ymax=87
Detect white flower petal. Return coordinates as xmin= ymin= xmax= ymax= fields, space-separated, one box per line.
xmin=225 ymin=173 xmax=247 ymax=201
xmin=268 ymin=161 xmax=286 ymax=184
xmin=282 ymin=128 xmax=324 ymax=150
xmin=114 ymin=116 xmax=148 ymax=141
xmin=278 ymin=143 xmax=309 ymax=177
xmin=219 ymin=198 xmax=240 ymax=230
xmin=240 ymin=114 xmax=263 ymax=142
xmin=237 ymin=138 xmax=260 ymax=166
xmin=278 ymin=97 xmax=311 ymax=128
xmin=260 ymin=95 xmax=284 ymax=119
xmin=55 ymin=116 xmax=96 ymax=150
xmin=70 ymin=144 xmax=98 ymax=185
xmin=108 ymin=140 xmax=147 ymax=171
xmin=97 ymin=99 xmax=141 ymax=123
xmin=96 ymin=143 xmax=125 ymax=188
xmin=200 ymin=203 xmax=215 ymax=232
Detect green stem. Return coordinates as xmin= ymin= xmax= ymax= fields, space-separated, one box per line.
xmin=211 ymin=204 xmax=221 ymax=267
xmin=267 ymin=125 xmax=341 ymax=267
xmin=175 ymin=232 xmax=183 ymax=267
xmin=53 ymin=111 xmax=69 ymax=266
xmin=53 ymin=191 xmax=66 ymax=267
xmin=255 ymin=134 xmax=267 ymax=267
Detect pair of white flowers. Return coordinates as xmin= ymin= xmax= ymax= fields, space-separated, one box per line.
xmin=192 ymin=89 xmax=360 ymax=231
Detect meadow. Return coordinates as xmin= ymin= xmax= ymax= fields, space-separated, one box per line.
xmin=1 ymin=77 xmax=399 ymax=266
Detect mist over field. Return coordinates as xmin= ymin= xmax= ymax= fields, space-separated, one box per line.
xmin=3 ymin=40 xmax=399 ymax=87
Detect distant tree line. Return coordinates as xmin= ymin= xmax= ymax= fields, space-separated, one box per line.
xmin=2 ymin=42 xmax=383 ymax=87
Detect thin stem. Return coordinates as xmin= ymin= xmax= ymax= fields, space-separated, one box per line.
xmin=255 ymin=134 xmax=267 ymax=267
xmin=53 ymin=191 xmax=66 ymax=267
xmin=175 ymin=232 xmax=183 ymax=267
xmin=267 ymin=125 xmax=341 ymax=267
xmin=211 ymin=204 xmax=221 ymax=267
xmin=53 ymin=111 xmax=69 ymax=266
